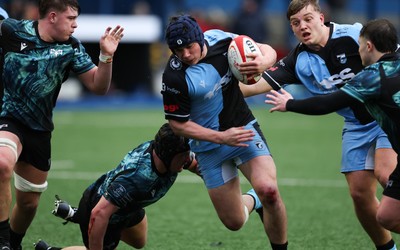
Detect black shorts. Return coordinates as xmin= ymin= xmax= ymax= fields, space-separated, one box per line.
xmin=0 ymin=117 xmax=51 ymax=171
xmin=75 ymin=186 xmax=146 ymax=250
xmin=383 ymin=162 xmax=400 ymax=200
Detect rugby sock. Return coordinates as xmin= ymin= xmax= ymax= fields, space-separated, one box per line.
xmin=9 ymin=229 xmax=24 ymax=250
xmin=376 ymin=239 xmax=396 ymax=250
xmin=271 ymin=241 xmax=288 ymax=250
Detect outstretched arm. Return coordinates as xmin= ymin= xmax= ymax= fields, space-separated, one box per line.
xmin=239 ymin=42 xmax=277 ymax=97
xmin=266 ymin=88 xmax=357 ymax=114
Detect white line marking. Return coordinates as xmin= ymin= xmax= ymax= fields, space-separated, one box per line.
xmin=48 ymin=171 xmax=347 ymax=187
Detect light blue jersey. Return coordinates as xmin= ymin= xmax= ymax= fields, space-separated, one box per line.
xmin=263 ymin=22 xmax=392 ymax=172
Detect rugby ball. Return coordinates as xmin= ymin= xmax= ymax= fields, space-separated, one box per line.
xmin=227 ymin=35 xmax=262 ymax=85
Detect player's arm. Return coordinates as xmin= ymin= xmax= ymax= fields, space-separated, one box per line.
xmin=168 ymin=119 xmax=255 ymax=147
xmin=78 ymin=26 xmax=124 ymax=95
xmin=239 ymin=43 xmax=277 ymax=76
xmin=238 ymin=42 xmax=277 ymax=98
xmin=239 ymin=78 xmax=274 ymax=97
xmin=88 ymin=196 xmax=119 ymax=250
xmin=266 ymin=88 xmax=357 ymax=114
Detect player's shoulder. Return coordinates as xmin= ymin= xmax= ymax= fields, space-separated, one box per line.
xmin=204 ymin=29 xmax=235 ymax=46
xmin=331 ymin=22 xmax=363 ymax=40
xmin=1 ymin=18 xmax=32 ymax=34
xmin=163 ymin=55 xmax=188 ymax=86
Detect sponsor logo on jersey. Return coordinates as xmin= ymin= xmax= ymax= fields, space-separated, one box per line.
xmin=50 ymin=49 xmax=63 ymax=57
xmin=20 ymin=42 xmax=27 ymax=51
xmin=320 ymin=68 xmax=355 ymax=89
xmin=0 ymin=123 xmax=8 ymax=129
xmin=161 ymin=82 xmax=181 ymax=95
xmin=110 ymin=184 xmax=126 ymax=199
xmin=164 ymin=104 xmax=179 ymax=112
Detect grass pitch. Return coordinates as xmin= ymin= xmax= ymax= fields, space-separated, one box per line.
xmin=19 ymin=106 xmax=399 ymax=249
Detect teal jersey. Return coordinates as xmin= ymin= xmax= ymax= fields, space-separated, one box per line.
xmin=341 ymin=53 xmax=400 ymax=152
xmin=90 ymin=141 xmax=177 ymax=225
xmin=0 ymin=19 xmax=95 ymax=131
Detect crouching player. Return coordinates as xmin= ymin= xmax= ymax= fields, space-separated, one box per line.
xmin=35 ymin=123 xmax=199 ymax=250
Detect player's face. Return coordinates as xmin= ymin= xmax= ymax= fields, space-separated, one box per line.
xmin=289 ymin=5 xmax=326 ymax=50
xmin=170 ymin=151 xmax=191 ymax=173
xmin=358 ymin=36 xmax=372 ymax=67
xmin=52 ymin=6 xmax=78 ymax=42
xmin=174 ymin=43 xmax=202 ymax=65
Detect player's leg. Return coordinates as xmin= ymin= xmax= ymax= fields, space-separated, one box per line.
xmin=240 ymin=155 xmax=287 ymax=246
xmin=121 ymin=214 xmax=148 ymax=248
xmin=377 ymin=164 xmax=400 ymax=234
xmin=345 ymin=171 xmax=394 ymax=248
xmin=341 ymin=125 xmax=395 ymax=249
xmin=207 ymin=176 xmax=251 ymax=231
xmin=0 ymin=132 xmax=21 ymax=249
xmin=374 ymin=148 xmax=397 ymax=188
xmin=377 ymin=196 xmax=400 ymax=233
xmin=10 ymin=162 xmax=48 ymax=249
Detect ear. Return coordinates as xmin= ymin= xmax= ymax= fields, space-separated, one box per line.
xmin=320 ymin=12 xmax=325 ymax=24
xmin=366 ymin=40 xmax=374 ymax=52
xmin=49 ymin=12 xmax=56 ymax=23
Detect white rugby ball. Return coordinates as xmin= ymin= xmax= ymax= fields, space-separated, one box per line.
xmin=227 ymin=35 xmax=262 ymax=85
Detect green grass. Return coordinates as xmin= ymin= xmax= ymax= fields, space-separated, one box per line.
xmin=19 ymin=107 xmax=399 ymax=249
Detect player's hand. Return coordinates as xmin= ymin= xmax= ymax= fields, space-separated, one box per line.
xmin=265 ymin=89 xmax=293 ymax=112
xmin=184 ymin=153 xmax=202 ymax=178
xmin=221 ymin=127 xmax=254 ymax=147
xmin=99 ymin=25 xmax=124 ymax=56
xmin=238 ymin=52 xmax=266 ymax=76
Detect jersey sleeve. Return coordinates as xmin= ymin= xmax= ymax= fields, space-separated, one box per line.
xmin=70 ymin=38 xmax=96 ymax=75
xmin=262 ymin=46 xmax=300 ymax=90
xmin=161 ymin=58 xmax=191 ymax=122
xmin=103 ymin=175 xmax=141 ymax=210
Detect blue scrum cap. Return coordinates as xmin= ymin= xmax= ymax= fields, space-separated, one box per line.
xmin=165 ymin=15 xmax=204 ymax=52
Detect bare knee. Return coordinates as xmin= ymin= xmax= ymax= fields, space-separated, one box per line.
xmin=16 ymin=194 xmax=40 ymax=213
xmin=0 ymin=158 xmax=14 ymax=181
xmin=223 ymin=220 xmax=244 ymax=231
xmin=258 ymin=185 xmax=279 ymax=205
xmin=348 ymin=186 xmax=376 ymax=208
xmin=219 ymin=212 xmax=247 ymax=231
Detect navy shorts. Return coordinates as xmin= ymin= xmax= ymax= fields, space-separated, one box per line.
xmin=0 ymin=117 xmax=51 ymax=171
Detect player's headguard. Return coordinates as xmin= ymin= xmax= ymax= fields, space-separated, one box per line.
xmin=154 ymin=123 xmax=190 ymax=169
xmin=165 ymin=14 xmax=204 ymax=53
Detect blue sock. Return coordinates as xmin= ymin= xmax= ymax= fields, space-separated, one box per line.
xmin=246 ymin=188 xmax=262 ymax=210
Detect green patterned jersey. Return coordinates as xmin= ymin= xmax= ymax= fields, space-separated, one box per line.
xmin=0 ymin=19 xmax=95 ymax=131
xmin=342 ymin=53 xmax=400 ymax=153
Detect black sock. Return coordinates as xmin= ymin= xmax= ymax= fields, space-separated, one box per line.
xmin=0 ymin=219 xmax=10 ymax=243
xmin=271 ymin=241 xmax=288 ymax=250
xmin=9 ymin=229 xmax=24 ymax=250
xmin=376 ymin=239 xmax=395 ymax=250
